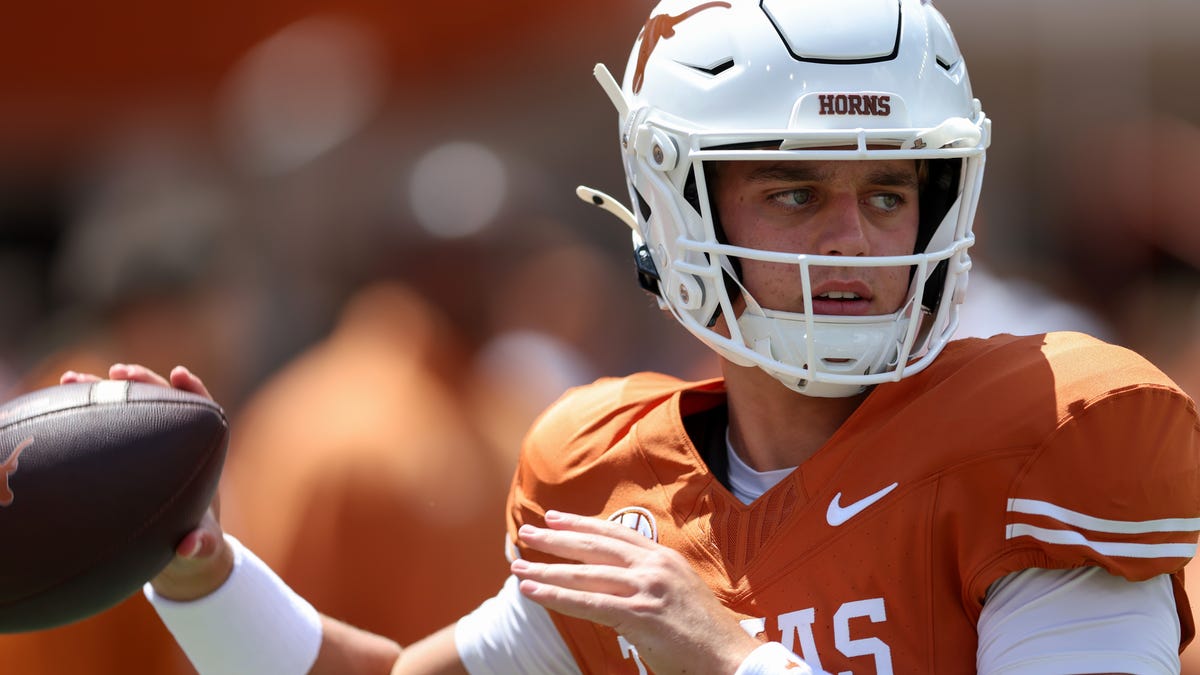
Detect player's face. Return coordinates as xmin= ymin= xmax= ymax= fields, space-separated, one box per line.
xmin=711 ymin=158 xmax=921 ymax=316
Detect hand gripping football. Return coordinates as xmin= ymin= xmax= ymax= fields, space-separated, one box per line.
xmin=0 ymin=379 xmax=228 ymax=632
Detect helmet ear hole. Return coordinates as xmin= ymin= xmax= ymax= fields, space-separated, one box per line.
xmin=634 ymin=186 xmax=653 ymax=223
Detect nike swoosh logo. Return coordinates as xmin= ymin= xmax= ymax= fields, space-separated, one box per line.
xmin=826 ymin=482 xmax=899 ymax=527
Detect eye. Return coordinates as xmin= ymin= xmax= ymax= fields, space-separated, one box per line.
xmin=769 ymin=188 xmax=814 ymax=208
xmin=867 ymin=193 xmax=904 ymax=211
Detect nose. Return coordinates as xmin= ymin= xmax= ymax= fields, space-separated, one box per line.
xmin=815 ymin=192 xmax=869 ymax=256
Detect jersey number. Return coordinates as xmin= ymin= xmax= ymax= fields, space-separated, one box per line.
xmin=619 ymin=597 xmax=893 ymax=674
xmin=740 ymin=597 xmax=894 ymax=674
xmin=618 ymin=635 xmax=648 ymax=675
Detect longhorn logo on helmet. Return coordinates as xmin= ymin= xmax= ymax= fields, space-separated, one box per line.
xmin=633 ymin=1 xmax=732 ymax=94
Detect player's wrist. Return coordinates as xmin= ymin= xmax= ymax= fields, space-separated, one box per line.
xmin=150 ymin=524 xmax=234 ymax=601
xmin=145 ymin=534 xmax=322 ymax=675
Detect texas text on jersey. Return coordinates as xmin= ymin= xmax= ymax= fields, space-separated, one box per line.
xmin=506 ymin=331 xmax=1200 ymax=673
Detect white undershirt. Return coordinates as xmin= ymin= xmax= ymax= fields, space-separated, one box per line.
xmin=726 ymin=428 xmax=793 ymax=505
xmin=455 ymin=434 xmax=1182 ymax=674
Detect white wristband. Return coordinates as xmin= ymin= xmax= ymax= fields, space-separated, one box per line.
xmin=144 ymin=534 xmax=323 ymax=675
xmin=735 ymin=642 xmax=825 ymax=675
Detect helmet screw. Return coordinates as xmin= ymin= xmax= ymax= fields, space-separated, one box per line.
xmin=622 ymin=133 xmax=629 ymax=149
xmin=653 ymin=144 xmax=665 ymax=164
xmin=678 ymin=284 xmax=690 ymax=303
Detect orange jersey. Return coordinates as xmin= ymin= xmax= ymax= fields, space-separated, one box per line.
xmin=506 ymin=332 xmax=1200 ymax=674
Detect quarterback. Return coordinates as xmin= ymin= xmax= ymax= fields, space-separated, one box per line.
xmin=65 ymin=0 xmax=1199 ymax=673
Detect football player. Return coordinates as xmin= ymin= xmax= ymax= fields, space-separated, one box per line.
xmin=65 ymin=0 xmax=1199 ymax=673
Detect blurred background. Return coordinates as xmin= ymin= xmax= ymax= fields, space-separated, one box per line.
xmin=0 ymin=0 xmax=1197 ymax=672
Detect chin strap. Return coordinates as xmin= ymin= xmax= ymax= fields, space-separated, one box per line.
xmin=575 ymin=186 xmax=637 ymax=231
xmin=576 ymin=185 xmax=663 ymax=299
xmin=592 ymin=63 xmax=629 ymax=118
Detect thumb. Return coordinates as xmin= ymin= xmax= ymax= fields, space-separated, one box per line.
xmin=152 ymin=510 xmax=234 ymax=601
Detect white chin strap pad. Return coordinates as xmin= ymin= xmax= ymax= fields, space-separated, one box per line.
xmin=736 ymin=309 xmax=907 ymax=398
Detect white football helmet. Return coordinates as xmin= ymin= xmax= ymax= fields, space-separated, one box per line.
xmin=579 ymin=0 xmax=990 ymax=397
xmin=578 ymin=0 xmax=984 ymax=393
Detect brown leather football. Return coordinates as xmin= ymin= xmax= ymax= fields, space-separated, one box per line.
xmin=0 ymin=380 xmax=227 ymax=632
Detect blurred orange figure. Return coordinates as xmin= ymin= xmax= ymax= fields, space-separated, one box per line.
xmin=217 ymin=281 xmax=512 ymax=644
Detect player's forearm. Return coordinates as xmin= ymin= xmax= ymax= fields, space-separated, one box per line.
xmin=387 ymin=624 xmax=471 ymax=675
xmin=314 ymin=621 xmax=471 ymax=675
xmin=311 ymin=615 xmax=402 ymax=674
xmin=148 ymin=534 xmax=422 ymax=674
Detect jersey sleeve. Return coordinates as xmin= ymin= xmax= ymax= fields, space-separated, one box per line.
xmin=965 ymin=376 xmax=1200 ymax=650
xmin=504 ymin=372 xmax=688 ymax=557
xmin=501 ymin=372 xmax=696 ymax=670
xmin=999 ymin=383 xmax=1200 ymax=581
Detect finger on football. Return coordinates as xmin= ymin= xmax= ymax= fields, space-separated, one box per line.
xmin=168 ymin=365 xmax=213 ymax=400
xmin=59 ymin=370 xmax=103 ymax=384
xmin=107 ymin=363 xmax=171 ymax=387
xmin=151 ymin=510 xmax=233 ymax=601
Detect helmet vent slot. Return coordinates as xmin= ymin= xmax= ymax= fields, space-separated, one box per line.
xmin=684 ymin=58 xmax=735 ymax=77
xmin=634 ymin=187 xmax=653 ymax=222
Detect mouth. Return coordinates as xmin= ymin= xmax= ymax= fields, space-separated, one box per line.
xmin=811 ymin=283 xmax=874 ymax=316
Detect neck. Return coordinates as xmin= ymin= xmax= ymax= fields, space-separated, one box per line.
xmin=721 ymin=359 xmax=867 ymax=472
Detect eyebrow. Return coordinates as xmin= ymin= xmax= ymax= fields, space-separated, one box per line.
xmin=743 ymin=163 xmax=919 ymax=189
xmin=745 ymin=164 xmax=827 ymax=183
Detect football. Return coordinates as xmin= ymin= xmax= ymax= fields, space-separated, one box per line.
xmin=0 ymin=379 xmax=228 ymax=632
